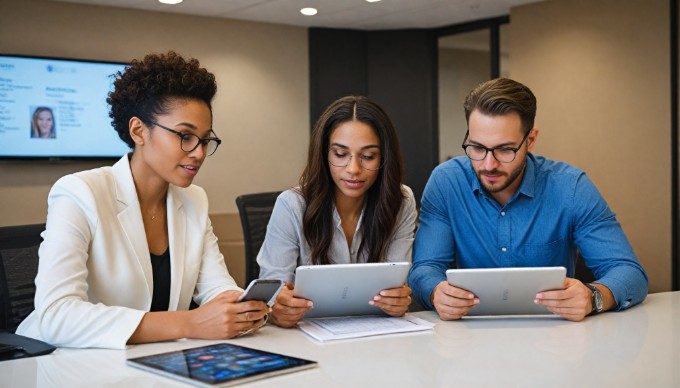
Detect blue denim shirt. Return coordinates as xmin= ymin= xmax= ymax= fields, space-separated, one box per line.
xmin=409 ymin=154 xmax=648 ymax=311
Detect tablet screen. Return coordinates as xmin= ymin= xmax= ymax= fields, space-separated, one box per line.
xmin=127 ymin=343 xmax=317 ymax=386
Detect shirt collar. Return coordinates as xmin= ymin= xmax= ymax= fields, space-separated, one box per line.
xmin=517 ymin=153 xmax=536 ymax=199
xmin=466 ymin=156 xmax=482 ymax=194
xmin=333 ymin=201 xmax=366 ymax=232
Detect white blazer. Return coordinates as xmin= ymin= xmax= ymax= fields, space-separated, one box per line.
xmin=16 ymin=155 xmax=241 ymax=349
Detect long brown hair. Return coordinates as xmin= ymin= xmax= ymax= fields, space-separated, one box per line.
xmin=299 ymin=96 xmax=405 ymax=265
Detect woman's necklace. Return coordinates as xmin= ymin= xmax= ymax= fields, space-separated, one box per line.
xmin=146 ymin=205 xmax=163 ymax=221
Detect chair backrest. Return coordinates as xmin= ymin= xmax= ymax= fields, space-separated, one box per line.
xmin=235 ymin=192 xmax=281 ymax=286
xmin=0 ymin=223 xmax=45 ymax=333
xmin=575 ymin=253 xmax=596 ymax=284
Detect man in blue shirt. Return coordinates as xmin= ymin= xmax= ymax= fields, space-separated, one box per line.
xmin=409 ymin=78 xmax=648 ymax=321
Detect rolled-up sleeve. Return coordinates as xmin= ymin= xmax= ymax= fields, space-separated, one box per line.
xmin=572 ymin=173 xmax=648 ymax=310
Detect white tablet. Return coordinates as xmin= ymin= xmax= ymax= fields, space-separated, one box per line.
xmin=445 ymin=267 xmax=567 ymax=316
xmin=293 ymin=262 xmax=410 ymax=319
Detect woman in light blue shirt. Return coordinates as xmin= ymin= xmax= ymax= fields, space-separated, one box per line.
xmin=258 ymin=96 xmax=417 ymax=328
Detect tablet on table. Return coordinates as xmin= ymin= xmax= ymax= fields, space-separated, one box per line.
xmin=127 ymin=343 xmax=317 ymax=387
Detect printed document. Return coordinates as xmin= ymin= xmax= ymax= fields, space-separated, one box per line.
xmin=297 ymin=315 xmax=434 ymax=342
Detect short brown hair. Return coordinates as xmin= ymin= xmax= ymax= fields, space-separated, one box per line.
xmin=463 ymin=78 xmax=537 ymax=134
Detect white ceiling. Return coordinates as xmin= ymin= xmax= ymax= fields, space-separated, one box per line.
xmin=50 ymin=0 xmax=543 ymax=30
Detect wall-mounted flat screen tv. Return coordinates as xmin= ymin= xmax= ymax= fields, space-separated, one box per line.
xmin=0 ymin=54 xmax=130 ymax=160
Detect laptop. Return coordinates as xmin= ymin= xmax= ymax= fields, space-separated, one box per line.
xmin=293 ymin=262 xmax=410 ymax=318
xmin=445 ymin=267 xmax=566 ymax=316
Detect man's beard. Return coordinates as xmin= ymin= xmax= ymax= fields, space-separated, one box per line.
xmin=476 ymin=159 xmax=526 ymax=194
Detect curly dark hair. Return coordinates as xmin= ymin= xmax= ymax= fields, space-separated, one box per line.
xmin=107 ymin=51 xmax=217 ymax=148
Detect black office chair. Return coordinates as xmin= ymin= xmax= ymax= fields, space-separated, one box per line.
xmin=236 ymin=192 xmax=282 ymax=286
xmin=575 ymin=253 xmax=596 ymax=284
xmin=0 ymin=224 xmax=45 ymax=333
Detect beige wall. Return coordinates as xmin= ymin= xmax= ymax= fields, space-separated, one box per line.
xmin=0 ymin=0 xmax=673 ymax=292
xmin=510 ymin=0 xmax=671 ymax=292
xmin=0 ymin=0 xmax=309 ymax=227
xmin=211 ymin=214 xmax=248 ymax=288
xmin=438 ymin=47 xmax=490 ymax=163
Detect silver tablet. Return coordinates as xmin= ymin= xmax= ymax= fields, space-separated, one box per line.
xmin=127 ymin=343 xmax=317 ymax=387
xmin=294 ymin=262 xmax=410 ymax=319
xmin=445 ymin=267 xmax=567 ymax=316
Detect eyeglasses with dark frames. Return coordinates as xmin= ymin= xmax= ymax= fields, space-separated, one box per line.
xmin=461 ymin=129 xmax=531 ymax=163
xmin=148 ymin=120 xmax=222 ymax=156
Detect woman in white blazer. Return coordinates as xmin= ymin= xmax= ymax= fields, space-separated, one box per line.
xmin=16 ymin=51 xmax=269 ymax=349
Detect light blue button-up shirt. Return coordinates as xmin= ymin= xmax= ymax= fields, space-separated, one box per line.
xmin=258 ymin=186 xmax=417 ymax=283
xmin=409 ymin=154 xmax=648 ymax=311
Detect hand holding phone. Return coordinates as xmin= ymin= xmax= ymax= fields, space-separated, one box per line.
xmin=237 ymin=279 xmax=285 ymax=307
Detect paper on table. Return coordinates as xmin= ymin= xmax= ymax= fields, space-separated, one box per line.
xmin=297 ymin=314 xmax=435 ymax=342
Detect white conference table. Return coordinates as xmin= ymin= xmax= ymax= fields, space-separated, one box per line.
xmin=1 ymin=292 xmax=678 ymax=387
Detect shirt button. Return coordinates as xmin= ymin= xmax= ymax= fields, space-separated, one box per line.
xmin=501 ymin=247 xmax=507 ymax=252
xmin=500 ymin=212 xmax=506 ymax=217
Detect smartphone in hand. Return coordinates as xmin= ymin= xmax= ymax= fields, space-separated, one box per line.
xmin=237 ymin=279 xmax=285 ymax=307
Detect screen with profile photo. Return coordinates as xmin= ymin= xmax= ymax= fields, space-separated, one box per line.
xmin=0 ymin=54 xmax=130 ymax=159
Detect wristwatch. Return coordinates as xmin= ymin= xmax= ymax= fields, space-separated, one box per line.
xmin=585 ymin=283 xmax=604 ymax=315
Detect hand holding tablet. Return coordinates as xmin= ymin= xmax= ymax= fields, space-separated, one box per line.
xmin=268 ymin=283 xmax=314 ymax=329
xmin=293 ymin=262 xmax=410 ymax=319
xmin=444 ymin=267 xmax=567 ymax=317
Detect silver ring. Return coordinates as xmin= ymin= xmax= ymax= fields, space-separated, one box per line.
xmin=245 ymin=312 xmax=250 ymax=321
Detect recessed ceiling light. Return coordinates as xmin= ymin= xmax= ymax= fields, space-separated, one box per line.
xmin=300 ymin=7 xmax=318 ymax=16
xmin=158 ymin=0 xmax=183 ymax=4
xmin=366 ymin=0 xmax=382 ymax=3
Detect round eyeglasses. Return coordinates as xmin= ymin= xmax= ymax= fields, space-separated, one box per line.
xmin=328 ymin=147 xmax=383 ymax=171
xmin=461 ymin=129 xmax=530 ymax=163
xmin=149 ymin=120 xmax=222 ymax=156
